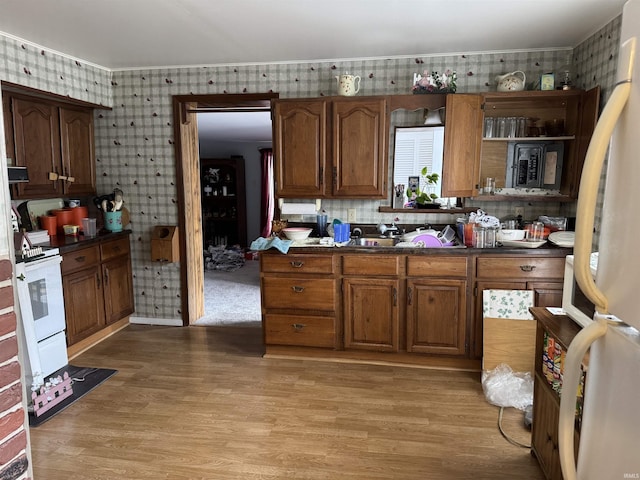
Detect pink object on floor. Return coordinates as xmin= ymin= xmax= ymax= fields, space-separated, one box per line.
xmin=32 ymin=372 xmax=73 ymax=417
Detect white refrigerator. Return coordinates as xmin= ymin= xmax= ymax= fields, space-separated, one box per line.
xmin=559 ymin=0 xmax=640 ymax=478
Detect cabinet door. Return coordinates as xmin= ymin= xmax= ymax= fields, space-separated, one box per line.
xmin=343 ymin=278 xmax=399 ymax=352
xmin=531 ymin=374 xmax=566 ymax=480
xmin=11 ymin=96 xmax=61 ymax=198
xmin=59 ymin=106 xmax=96 ymax=196
xmin=273 ymin=99 xmax=327 ymax=197
xmin=102 ymin=255 xmax=135 ymax=324
xmin=528 ymin=281 xmax=564 ymax=308
xmin=564 ymin=86 xmax=600 ymax=197
xmin=3 ymin=95 xmax=15 ymax=164
xmin=332 ymin=97 xmax=387 ymax=198
xmin=473 ymin=280 xmax=527 ymax=359
xmin=63 ymin=266 xmax=105 ymax=345
xmin=442 ymin=94 xmax=483 ymax=197
xmin=407 ymin=279 xmax=467 ymax=356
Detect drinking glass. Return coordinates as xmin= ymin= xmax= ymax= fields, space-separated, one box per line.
xmin=529 ymin=221 xmax=545 ymax=241
xmin=82 ymin=217 xmax=97 ymax=237
xmin=483 ymin=118 xmax=495 ymax=138
xmin=316 ymin=214 xmax=328 ymax=237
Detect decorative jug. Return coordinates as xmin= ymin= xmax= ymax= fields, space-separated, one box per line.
xmin=495 ymin=71 xmax=526 ymax=92
xmin=335 ymin=73 xmax=361 ymax=96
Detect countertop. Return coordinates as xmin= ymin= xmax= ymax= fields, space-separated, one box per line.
xmin=48 ymin=229 xmax=132 ymax=254
xmin=278 ymin=240 xmax=572 ymax=256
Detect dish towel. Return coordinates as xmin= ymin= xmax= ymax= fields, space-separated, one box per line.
xmin=250 ymin=236 xmax=293 ymax=254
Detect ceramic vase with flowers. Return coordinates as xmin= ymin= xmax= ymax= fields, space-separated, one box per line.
xmin=412 ymin=70 xmax=457 ymax=94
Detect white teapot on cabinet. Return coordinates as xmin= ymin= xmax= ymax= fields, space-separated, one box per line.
xmin=495 ymin=71 xmax=526 ymax=92
xmin=335 ymin=73 xmax=361 ymax=96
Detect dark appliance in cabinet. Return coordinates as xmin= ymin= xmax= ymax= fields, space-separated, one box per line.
xmin=506 ymin=141 xmax=564 ymax=189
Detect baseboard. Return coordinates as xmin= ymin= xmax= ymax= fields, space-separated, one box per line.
xmin=67 ymin=317 xmax=130 ymax=360
xmin=264 ymin=346 xmax=482 ymax=372
xmin=129 ymin=316 xmax=183 ymax=326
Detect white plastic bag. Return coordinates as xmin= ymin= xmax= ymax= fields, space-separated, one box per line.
xmin=481 ymin=363 xmax=533 ymax=410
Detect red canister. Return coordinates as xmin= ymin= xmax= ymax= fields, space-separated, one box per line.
xmin=52 ymin=208 xmax=73 ymax=235
xmin=39 ymin=215 xmax=57 ymax=236
xmin=71 ymin=206 xmax=88 ymax=231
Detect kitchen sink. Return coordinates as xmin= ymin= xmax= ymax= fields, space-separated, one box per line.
xmin=351 ymin=237 xmax=399 ymax=247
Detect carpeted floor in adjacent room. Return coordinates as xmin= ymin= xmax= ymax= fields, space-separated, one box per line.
xmin=195 ymin=260 xmax=261 ymax=326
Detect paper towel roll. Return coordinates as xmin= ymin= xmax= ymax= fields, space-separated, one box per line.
xmin=280 ymin=202 xmax=318 ymax=215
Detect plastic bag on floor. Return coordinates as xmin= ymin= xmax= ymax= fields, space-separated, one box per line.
xmin=481 ymin=363 xmax=533 ymax=410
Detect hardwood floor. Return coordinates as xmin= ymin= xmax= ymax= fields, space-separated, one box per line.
xmin=30 ymin=324 xmax=544 ymax=479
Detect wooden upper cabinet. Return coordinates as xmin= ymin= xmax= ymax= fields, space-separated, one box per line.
xmin=12 ymin=96 xmax=62 ymax=198
xmin=273 ymin=98 xmax=327 ymax=198
xmin=442 ymin=94 xmax=483 ymax=198
xmin=332 ymin=97 xmax=387 ymax=198
xmin=566 ymin=86 xmax=600 ymax=197
xmin=7 ymin=93 xmax=96 ymax=199
xmin=273 ymin=96 xmax=388 ymax=199
xmin=3 ymin=95 xmax=15 ymax=165
xmin=59 ymin=106 xmax=96 ymax=197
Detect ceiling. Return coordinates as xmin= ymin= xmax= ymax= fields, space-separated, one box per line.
xmin=0 ymin=0 xmax=626 ymax=143
xmin=0 ymin=0 xmax=625 ymax=70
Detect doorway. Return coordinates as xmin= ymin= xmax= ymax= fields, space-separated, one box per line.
xmin=173 ymin=93 xmax=278 ymax=326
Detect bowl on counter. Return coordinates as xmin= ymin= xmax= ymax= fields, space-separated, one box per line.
xmin=282 ymin=228 xmax=313 ymax=241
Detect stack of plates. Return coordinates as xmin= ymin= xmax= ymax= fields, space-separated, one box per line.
xmin=548 ymin=231 xmax=575 ymax=248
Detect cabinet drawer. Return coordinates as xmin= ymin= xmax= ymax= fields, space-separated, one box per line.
xmin=261 ymin=254 xmax=334 ymax=274
xmin=264 ymin=314 xmax=336 ymax=348
xmin=61 ymin=246 xmax=100 ymax=275
xmin=101 ymin=236 xmax=130 ymax=262
xmin=262 ymin=277 xmax=335 ymax=311
xmin=477 ymin=257 xmax=565 ymax=280
xmin=407 ymin=256 xmax=468 ymax=278
xmin=342 ymin=255 xmax=400 ymax=276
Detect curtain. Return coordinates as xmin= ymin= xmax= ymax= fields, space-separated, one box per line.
xmin=260 ymin=148 xmax=274 ymax=237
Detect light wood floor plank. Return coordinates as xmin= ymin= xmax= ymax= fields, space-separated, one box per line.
xmin=30 ymin=324 xmax=543 ymax=480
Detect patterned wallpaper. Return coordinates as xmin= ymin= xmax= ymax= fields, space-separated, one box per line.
xmin=0 ymin=15 xmax=621 ymax=322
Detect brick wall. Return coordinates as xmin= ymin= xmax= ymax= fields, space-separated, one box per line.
xmin=0 ymin=259 xmax=29 ymax=480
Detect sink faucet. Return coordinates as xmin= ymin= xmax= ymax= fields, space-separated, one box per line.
xmin=377 ymin=218 xmax=402 ymax=237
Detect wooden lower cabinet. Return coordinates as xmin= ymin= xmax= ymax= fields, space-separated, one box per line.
xmin=342 ymin=254 xmax=400 ymax=352
xmin=62 ymin=235 xmax=134 ymax=346
xmin=530 ymin=308 xmax=582 ymax=480
xmin=264 ymin=313 xmax=336 ymax=348
xmin=102 ymin=254 xmax=134 ymax=324
xmin=532 ymin=374 xmax=564 ymax=480
xmin=63 ymin=262 xmax=105 ymax=345
xmin=406 ymin=256 xmax=469 ymax=356
xmin=472 ymin=255 xmax=566 ymax=359
xmin=261 ymin=253 xmax=338 ymax=349
xmin=343 ymin=277 xmax=399 ymax=352
xmin=260 ymin=250 xmax=566 ymax=365
xmin=406 ymin=278 xmax=467 ymax=355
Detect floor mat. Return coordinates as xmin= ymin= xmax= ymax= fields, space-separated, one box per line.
xmin=28 ymin=364 xmax=117 ymax=427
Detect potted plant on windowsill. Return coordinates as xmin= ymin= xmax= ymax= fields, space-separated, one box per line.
xmin=407 ymin=167 xmax=441 ymax=209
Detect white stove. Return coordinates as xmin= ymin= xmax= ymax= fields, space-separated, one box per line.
xmin=15 ymin=249 xmax=68 ymax=388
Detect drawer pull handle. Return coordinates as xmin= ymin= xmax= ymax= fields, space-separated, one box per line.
xmin=292 ymin=323 xmax=306 ymax=331
xmin=290 ymin=261 xmax=304 ymax=268
xmin=75 ymin=256 xmax=86 ymax=263
xmin=520 ymin=265 xmax=536 ymax=272
xmin=292 ymin=285 xmax=305 ymax=293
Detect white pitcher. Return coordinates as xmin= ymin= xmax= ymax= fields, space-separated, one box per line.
xmin=335 ymin=73 xmax=361 ymax=96
xmin=495 ymin=71 xmax=526 ymax=92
